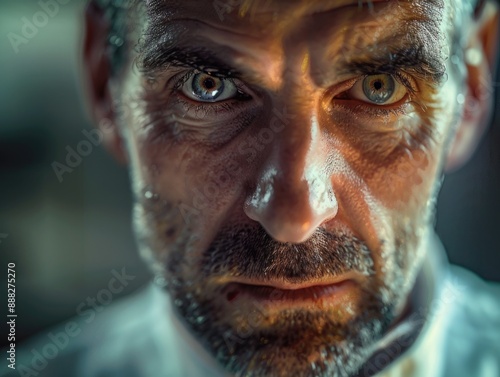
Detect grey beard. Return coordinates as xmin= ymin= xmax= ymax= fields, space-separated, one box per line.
xmin=158 ymin=226 xmax=402 ymax=377
xmin=133 ymin=193 xmax=427 ymax=377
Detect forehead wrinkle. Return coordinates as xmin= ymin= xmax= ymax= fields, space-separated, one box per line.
xmin=139 ymin=16 xmax=285 ymax=90
xmin=140 ymin=0 xmax=453 ymax=92
xmin=144 ymin=0 xmax=415 ymax=32
xmin=187 ymin=20 xmax=285 ymax=90
xmin=397 ymin=0 xmax=451 ymax=60
xmin=144 ymin=0 xmax=447 ymax=24
xmin=301 ymin=0 xmax=450 ymax=85
xmin=229 ymin=0 xmax=408 ymax=19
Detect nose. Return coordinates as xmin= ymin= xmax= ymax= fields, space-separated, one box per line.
xmin=244 ymin=111 xmax=338 ymax=243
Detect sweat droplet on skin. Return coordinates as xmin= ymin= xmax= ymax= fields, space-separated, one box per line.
xmin=142 ymin=187 xmax=160 ymax=202
xmin=195 ymin=316 xmax=206 ymax=324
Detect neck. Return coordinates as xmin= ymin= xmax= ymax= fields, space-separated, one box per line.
xmin=354 ymin=231 xmax=447 ymax=377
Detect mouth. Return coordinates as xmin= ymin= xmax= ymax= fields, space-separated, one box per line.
xmin=222 ymin=275 xmax=359 ymax=309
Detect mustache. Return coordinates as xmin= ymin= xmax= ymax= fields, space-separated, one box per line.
xmin=201 ymin=226 xmax=375 ymax=284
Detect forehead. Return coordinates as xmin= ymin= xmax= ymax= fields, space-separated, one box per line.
xmin=142 ymin=0 xmax=450 ymax=29
xmin=139 ymin=0 xmax=454 ymax=64
xmin=137 ymin=0 xmax=455 ymax=89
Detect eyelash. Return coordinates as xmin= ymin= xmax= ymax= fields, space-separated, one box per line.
xmin=173 ymin=70 xmax=251 ymax=101
xmin=341 ymin=70 xmax=417 ymax=98
xmin=331 ymin=70 xmax=418 ymax=116
xmin=389 ymin=71 xmax=418 ymax=95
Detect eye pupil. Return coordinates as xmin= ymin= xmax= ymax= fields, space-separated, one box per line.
xmin=202 ymin=77 xmax=216 ymax=90
xmin=191 ymin=73 xmax=225 ymax=101
xmin=362 ymin=74 xmax=395 ymax=104
xmin=182 ymin=71 xmax=241 ymax=103
xmin=373 ymin=81 xmax=383 ymax=91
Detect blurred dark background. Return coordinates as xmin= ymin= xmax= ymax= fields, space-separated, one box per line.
xmin=0 ymin=0 xmax=499 ymax=351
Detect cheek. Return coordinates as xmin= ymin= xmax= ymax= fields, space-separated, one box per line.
xmin=356 ymin=100 xmax=457 ymax=212
xmin=126 ymin=120 xmax=249 ymax=247
xmin=367 ymin=146 xmax=437 ymax=211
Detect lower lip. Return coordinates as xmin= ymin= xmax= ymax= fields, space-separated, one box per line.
xmin=223 ymin=280 xmax=355 ymax=307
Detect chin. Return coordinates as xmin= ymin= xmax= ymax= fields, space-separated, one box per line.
xmin=171 ymin=284 xmax=396 ymax=377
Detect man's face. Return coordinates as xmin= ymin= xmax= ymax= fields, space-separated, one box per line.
xmin=113 ymin=0 xmax=466 ymax=376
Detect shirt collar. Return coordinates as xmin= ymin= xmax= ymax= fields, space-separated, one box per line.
xmin=368 ymin=230 xmax=452 ymax=377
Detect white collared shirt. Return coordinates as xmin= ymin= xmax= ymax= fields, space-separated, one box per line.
xmin=6 ymin=233 xmax=500 ymax=377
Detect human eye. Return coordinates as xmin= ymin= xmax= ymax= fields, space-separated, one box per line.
xmin=142 ymin=69 xmax=259 ymax=143
xmin=177 ymin=70 xmax=251 ymax=104
xmin=341 ymin=74 xmax=410 ymax=106
xmin=347 ymin=74 xmax=408 ymax=105
xmin=181 ymin=72 xmax=238 ymax=102
xmin=326 ymin=70 xmax=423 ymax=141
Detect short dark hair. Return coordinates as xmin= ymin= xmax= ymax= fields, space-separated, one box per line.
xmin=90 ymin=0 xmax=139 ymax=76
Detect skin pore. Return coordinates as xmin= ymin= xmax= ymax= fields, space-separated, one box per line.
xmin=84 ymin=0 xmax=498 ymax=376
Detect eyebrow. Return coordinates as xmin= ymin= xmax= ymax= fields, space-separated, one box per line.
xmin=337 ymin=40 xmax=448 ymax=87
xmin=138 ymin=28 xmax=447 ymax=90
xmin=139 ymin=41 xmax=447 ymax=87
xmin=138 ymin=41 xmax=243 ymax=79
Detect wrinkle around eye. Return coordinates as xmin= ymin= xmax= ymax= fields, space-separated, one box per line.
xmin=323 ymin=104 xmax=427 ymax=160
xmin=140 ymin=90 xmax=262 ymax=146
xmin=327 ymin=97 xmax=416 ymax=131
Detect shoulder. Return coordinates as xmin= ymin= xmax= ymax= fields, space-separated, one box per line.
xmin=446 ymin=266 xmax=500 ymax=336
xmin=440 ymin=266 xmax=500 ymax=376
xmin=2 ymin=285 xmax=180 ymax=377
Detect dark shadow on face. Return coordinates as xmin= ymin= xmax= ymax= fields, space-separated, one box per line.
xmin=156 ymin=222 xmax=405 ymax=377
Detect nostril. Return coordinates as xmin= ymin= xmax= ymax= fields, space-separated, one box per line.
xmin=244 ymin=164 xmax=338 ymax=244
xmin=244 ymin=182 xmax=339 ymax=243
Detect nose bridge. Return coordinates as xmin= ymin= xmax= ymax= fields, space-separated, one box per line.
xmin=269 ymin=50 xmax=319 ymax=186
xmin=271 ymin=105 xmax=325 ymax=195
xmin=274 ymin=104 xmax=312 ymax=186
xmin=244 ymin=101 xmax=338 ymax=243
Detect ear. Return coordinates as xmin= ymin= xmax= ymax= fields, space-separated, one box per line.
xmin=445 ymin=0 xmax=499 ymax=172
xmin=82 ymin=1 xmax=128 ymax=164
